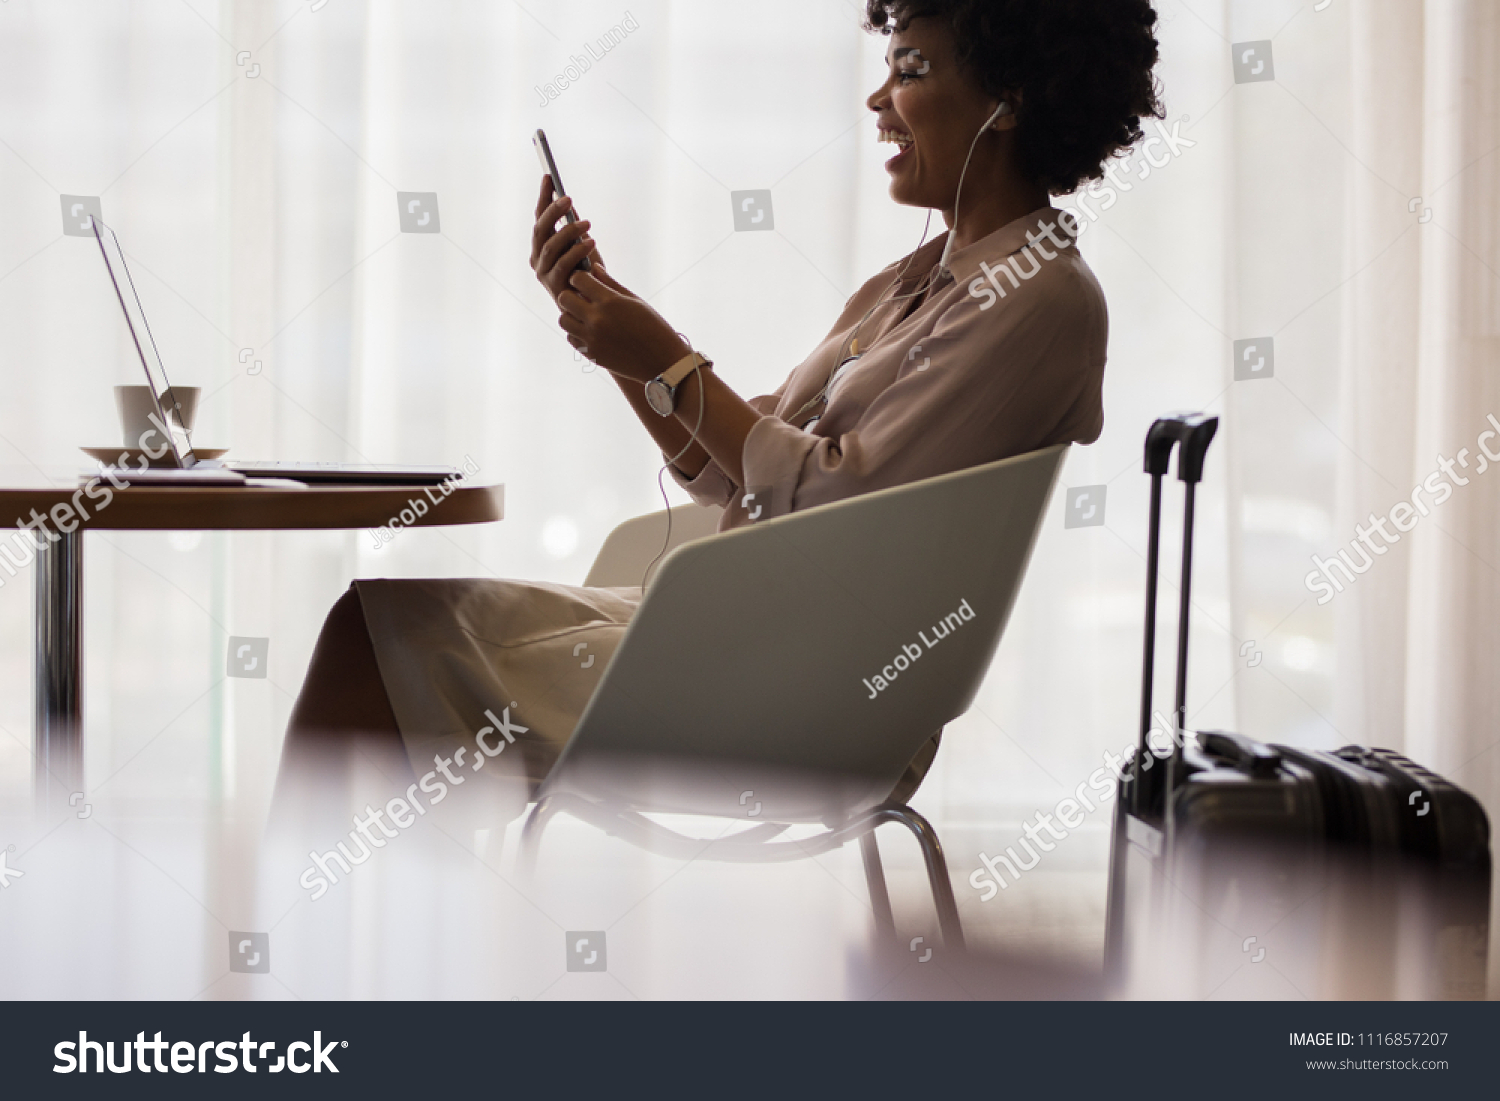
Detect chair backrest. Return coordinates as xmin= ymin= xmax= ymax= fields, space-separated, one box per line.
xmin=582 ymin=502 xmax=724 ymax=588
xmin=544 ymin=445 xmax=1069 ymax=821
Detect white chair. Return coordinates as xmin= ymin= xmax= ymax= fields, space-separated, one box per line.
xmin=522 ymin=445 xmax=1069 ymax=949
xmin=581 ymin=501 xmax=723 ymax=588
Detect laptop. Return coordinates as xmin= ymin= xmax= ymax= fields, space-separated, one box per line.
xmin=90 ymin=217 xmax=461 ymax=487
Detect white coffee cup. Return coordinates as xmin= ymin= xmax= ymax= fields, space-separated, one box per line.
xmin=115 ymin=385 xmax=199 ymax=449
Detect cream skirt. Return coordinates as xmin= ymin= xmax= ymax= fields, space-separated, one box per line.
xmin=355 ymin=577 xmax=643 ymax=798
xmin=354 ymin=577 xmax=939 ymax=806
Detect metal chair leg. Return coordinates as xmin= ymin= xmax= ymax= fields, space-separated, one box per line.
xmin=875 ymin=804 xmax=966 ymax=953
xmin=517 ymin=795 xmax=561 ymax=878
xmin=521 ymin=794 xmax=962 ymax=952
xmin=859 ymin=830 xmax=896 ymax=939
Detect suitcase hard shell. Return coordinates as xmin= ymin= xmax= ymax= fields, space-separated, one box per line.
xmin=1104 ymin=415 xmax=1492 ymax=998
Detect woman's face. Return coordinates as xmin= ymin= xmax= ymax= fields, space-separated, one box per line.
xmin=866 ymin=18 xmax=1010 ymax=211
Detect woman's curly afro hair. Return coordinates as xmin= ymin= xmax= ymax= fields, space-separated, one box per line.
xmin=865 ymin=0 xmax=1164 ymax=195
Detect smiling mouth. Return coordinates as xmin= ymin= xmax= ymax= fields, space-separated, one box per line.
xmin=878 ymin=127 xmax=914 ymax=168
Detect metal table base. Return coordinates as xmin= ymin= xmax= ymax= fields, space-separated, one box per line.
xmin=0 ymin=479 xmax=504 ymax=814
xmin=34 ymin=530 xmax=82 ymax=809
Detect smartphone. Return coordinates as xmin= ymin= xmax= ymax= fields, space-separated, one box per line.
xmin=533 ymin=128 xmax=592 ymax=272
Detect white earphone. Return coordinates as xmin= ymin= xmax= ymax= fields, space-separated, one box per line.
xmin=937 ymin=99 xmax=1013 ymax=276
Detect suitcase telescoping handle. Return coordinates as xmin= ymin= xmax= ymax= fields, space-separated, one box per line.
xmin=1132 ymin=414 xmax=1218 ymax=821
xmin=1105 ymin=413 xmax=1219 ymax=980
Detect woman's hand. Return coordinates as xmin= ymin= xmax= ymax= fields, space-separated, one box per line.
xmin=556 ymin=271 xmax=690 ymax=383
xmin=528 ymin=175 xmax=759 ymax=482
xmin=530 ymin=174 xmax=605 ymax=305
xmin=530 ymin=174 xmax=686 ymax=379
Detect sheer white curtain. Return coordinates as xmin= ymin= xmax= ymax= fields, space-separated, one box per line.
xmin=1315 ymin=0 xmax=1499 ymax=986
xmin=1404 ymin=1 xmax=1500 ymax=810
xmin=1336 ymin=0 xmax=1500 ymax=783
xmin=0 ymin=0 xmax=1494 ymax=974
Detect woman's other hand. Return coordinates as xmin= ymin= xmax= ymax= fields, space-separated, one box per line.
xmin=556 ymin=270 xmax=690 ymax=383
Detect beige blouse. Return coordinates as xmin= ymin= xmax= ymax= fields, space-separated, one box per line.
xmin=673 ymin=205 xmax=1108 ymax=528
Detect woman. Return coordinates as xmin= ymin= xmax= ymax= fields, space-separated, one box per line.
xmin=275 ymin=0 xmax=1163 ymax=818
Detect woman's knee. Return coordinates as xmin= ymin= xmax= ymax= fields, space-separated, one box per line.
xmin=289 ymin=585 xmax=399 ymax=737
xmin=316 ymin=586 xmax=366 ymax=647
xmin=305 ymin=587 xmax=376 ymax=675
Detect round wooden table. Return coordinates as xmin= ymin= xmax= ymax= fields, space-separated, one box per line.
xmin=0 ymin=481 xmax=505 ymax=805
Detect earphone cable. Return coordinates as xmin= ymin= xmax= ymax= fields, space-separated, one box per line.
xmin=642 ymin=361 xmax=708 ymax=588
xmin=791 ymin=207 xmax=939 ymax=426
xmin=938 ymin=100 xmax=1006 ymax=278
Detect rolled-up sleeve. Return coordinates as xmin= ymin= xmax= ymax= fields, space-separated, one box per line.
xmin=667 ymin=455 xmax=737 ymax=508
xmin=741 ymin=255 xmax=1106 ymax=517
xmin=666 ymin=388 xmax=785 ymax=508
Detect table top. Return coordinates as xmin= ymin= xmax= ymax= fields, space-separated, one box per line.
xmin=0 ymin=482 xmax=504 ymax=531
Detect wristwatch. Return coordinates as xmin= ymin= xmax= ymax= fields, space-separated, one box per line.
xmin=644 ymin=351 xmax=713 ymax=416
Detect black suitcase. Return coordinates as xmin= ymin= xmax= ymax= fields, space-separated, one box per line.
xmin=1104 ymin=414 xmax=1492 ymax=999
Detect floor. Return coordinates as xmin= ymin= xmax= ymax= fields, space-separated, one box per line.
xmin=0 ymin=529 xmax=1492 ymax=1001
xmin=1 ymin=734 xmax=1113 ymax=1000
xmin=11 ymin=713 xmax=1476 ymax=1001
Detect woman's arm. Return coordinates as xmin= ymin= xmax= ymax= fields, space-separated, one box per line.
xmin=652 ymin=363 xmax=762 ymax=488
xmin=605 ymin=369 xmax=712 ymax=481
xmin=529 ymin=174 xmax=759 ymax=486
xmin=557 ymin=269 xmax=761 ymax=487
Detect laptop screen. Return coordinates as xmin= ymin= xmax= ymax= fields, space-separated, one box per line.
xmin=90 ymin=218 xmax=196 ymax=467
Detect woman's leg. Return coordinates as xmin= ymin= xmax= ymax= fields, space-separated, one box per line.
xmin=283 ymin=587 xmax=404 ymax=752
xmin=270 ymin=587 xmax=413 ymax=829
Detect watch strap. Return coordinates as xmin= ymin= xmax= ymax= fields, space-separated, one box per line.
xmin=658 ymin=350 xmax=711 ymax=390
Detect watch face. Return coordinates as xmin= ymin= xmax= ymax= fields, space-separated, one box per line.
xmin=645 ymin=379 xmax=674 ymax=416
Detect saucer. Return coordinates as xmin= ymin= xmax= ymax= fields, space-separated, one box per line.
xmin=82 ymin=446 xmax=229 ymax=468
